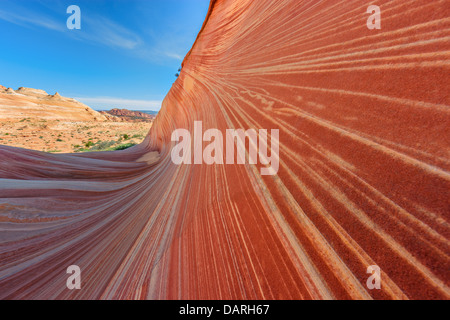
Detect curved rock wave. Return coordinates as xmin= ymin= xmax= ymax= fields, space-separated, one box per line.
xmin=0 ymin=0 xmax=449 ymax=299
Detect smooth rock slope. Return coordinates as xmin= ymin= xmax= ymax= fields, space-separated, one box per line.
xmin=0 ymin=0 xmax=449 ymax=299
xmin=0 ymin=87 xmax=108 ymax=121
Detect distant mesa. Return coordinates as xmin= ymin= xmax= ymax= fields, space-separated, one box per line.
xmin=100 ymin=108 xmax=156 ymax=122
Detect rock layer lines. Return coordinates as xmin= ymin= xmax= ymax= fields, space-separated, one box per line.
xmin=0 ymin=0 xmax=449 ymax=299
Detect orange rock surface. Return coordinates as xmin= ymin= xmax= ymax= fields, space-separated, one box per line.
xmin=0 ymin=0 xmax=449 ymax=299
xmin=0 ymin=87 xmax=108 ymax=122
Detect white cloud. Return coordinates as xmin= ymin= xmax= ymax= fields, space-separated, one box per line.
xmin=0 ymin=7 xmax=142 ymax=51
xmin=165 ymin=52 xmax=183 ymax=60
xmin=78 ymin=16 xmax=143 ymax=50
xmin=74 ymin=96 xmax=161 ymax=111
xmin=0 ymin=9 xmax=63 ymax=31
xmin=0 ymin=3 xmax=192 ymax=65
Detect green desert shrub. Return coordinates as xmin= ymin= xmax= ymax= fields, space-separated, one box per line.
xmin=111 ymin=143 xmax=136 ymax=151
xmin=89 ymin=140 xmax=116 ymax=151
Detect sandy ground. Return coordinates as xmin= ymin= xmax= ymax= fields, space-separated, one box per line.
xmin=0 ymin=0 xmax=449 ymax=301
xmin=0 ymin=118 xmax=151 ymax=153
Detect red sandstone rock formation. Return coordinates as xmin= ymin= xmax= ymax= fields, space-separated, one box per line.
xmin=0 ymin=0 xmax=449 ymax=300
xmin=103 ymin=108 xmax=155 ymax=121
xmin=98 ymin=111 xmax=124 ymax=122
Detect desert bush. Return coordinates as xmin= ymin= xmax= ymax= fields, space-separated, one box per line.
xmin=89 ymin=140 xmax=116 ymax=151
xmin=111 ymin=143 xmax=136 ymax=151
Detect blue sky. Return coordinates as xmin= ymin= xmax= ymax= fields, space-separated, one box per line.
xmin=0 ymin=0 xmax=209 ymax=111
